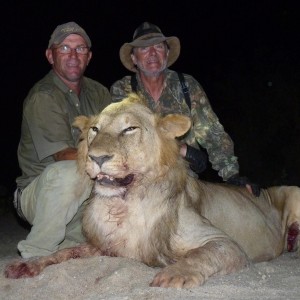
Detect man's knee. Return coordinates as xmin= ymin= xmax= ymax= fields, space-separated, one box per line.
xmin=41 ymin=161 xmax=81 ymax=186
xmin=44 ymin=160 xmax=77 ymax=177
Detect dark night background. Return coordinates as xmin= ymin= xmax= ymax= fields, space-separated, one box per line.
xmin=1 ymin=0 xmax=300 ymax=198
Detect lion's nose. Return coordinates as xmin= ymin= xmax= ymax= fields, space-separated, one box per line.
xmin=89 ymin=154 xmax=113 ymax=167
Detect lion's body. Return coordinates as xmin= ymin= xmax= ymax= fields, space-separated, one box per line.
xmin=5 ymin=94 xmax=300 ymax=288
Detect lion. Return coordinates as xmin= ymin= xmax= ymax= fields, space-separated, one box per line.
xmin=5 ymin=93 xmax=300 ymax=288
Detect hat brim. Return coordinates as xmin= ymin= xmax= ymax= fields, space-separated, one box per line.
xmin=120 ymin=36 xmax=180 ymax=72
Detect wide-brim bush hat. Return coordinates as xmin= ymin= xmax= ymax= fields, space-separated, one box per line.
xmin=48 ymin=21 xmax=91 ymax=48
xmin=120 ymin=22 xmax=181 ymax=72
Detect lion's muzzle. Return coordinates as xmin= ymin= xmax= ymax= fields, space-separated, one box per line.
xmin=89 ymin=154 xmax=113 ymax=167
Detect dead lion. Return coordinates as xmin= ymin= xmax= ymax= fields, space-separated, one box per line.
xmin=5 ymin=94 xmax=300 ymax=288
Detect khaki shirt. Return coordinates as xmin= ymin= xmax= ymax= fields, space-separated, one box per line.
xmin=16 ymin=70 xmax=111 ymax=189
xmin=110 ymin=69 xmax=239 ymax=180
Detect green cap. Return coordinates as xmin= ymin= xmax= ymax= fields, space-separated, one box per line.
xmin=48 ymin=21 xmax=91 ymax=48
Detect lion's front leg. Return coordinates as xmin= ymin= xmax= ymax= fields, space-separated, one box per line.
xmin=150 ymin=239 xmax=250 ymax=288
xmin=5 ymin=243 xmax=101 ymax=279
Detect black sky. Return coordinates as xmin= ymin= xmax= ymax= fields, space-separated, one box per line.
xmin=1 ymin=0 xmax=300 ymax=193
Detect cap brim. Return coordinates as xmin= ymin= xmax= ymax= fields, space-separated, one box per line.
xmin=48 ymin=32 xmax=92 ymax=48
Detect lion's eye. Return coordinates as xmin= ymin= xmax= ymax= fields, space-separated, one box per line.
xmin=122 ymin=126 xmax=138 ymax=134
xmin=91 ymin=126 xmax=99 ymax=133
xmin=123 ymin=126 xmax=137 ymax=133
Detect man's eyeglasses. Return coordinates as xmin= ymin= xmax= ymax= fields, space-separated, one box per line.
xmin=53 ymin=45 xmax=90 ymax=55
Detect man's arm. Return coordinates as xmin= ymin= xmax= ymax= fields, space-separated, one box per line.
xmin=53 ymin=147 xmax=77 ymax=161
xmin=184 ymin=76 xmax=239 ymax=180
xmin=180 ymin=143 xmax=207 ymax=175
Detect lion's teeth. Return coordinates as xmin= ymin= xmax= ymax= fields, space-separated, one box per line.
xmin=104 ymin=175 xmax=114 ymax=181
xmin=97 ymin=174 xmax=115 ymax=181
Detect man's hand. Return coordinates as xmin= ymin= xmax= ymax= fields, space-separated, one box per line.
xmin=226 ymin=174 xmax=261 ymax=197
xmin=53 ymin=147 xmax=77 ymax=161
xmin=181 ymin=144 xmax=207 ymax=174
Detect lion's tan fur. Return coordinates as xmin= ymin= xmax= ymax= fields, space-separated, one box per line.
xmin=74 ymin=94 xmax=192 ymax=266
xmin=5 ymin=94 xmax=300 ymax=288
xmin=75 ymin=93 xmax=300 ymax=271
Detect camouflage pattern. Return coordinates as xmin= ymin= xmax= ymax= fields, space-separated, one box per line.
xmin=110 ymin=69 xmax=239 ymax=180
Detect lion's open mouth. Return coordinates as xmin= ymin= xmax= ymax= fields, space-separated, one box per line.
xmin=96 ymin=173 xmax=134 ymax=187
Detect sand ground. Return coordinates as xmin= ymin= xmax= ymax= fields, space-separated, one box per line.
xmin=0 ymin=211 xmax=299 ymax=300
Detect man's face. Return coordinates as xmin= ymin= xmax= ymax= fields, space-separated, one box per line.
xmin=131 ymin=42 xmax=169 ymax=77
xmin=46 ymin=34 xmax=92 ymax=84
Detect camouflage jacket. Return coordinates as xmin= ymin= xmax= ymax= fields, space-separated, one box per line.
xmin=110 ymin=69 xmax=239 ymax=180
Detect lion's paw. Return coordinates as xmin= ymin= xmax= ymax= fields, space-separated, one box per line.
xmin=150 ymin=266 xmax=204 ymax=288
xmin=5 ymin=261 xmax=41 ymax=279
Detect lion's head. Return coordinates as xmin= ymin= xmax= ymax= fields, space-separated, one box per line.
xmin=73 ymin=93 xmax=191 ymax=197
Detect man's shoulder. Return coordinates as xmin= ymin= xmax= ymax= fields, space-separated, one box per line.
xmin=169 ymin=70 xmax=204 ymax=93
xmin=167 ymin=69 xmax=195 ymax=82
xmin=28 ymin=72 xmax=57 ymax=97
xmin=111 ymin=75 xmax=131 ymax=86
xmin=110 ymin=75 xmax=132 ymax=102
xmin=83 ymin=77 xmax=110 ymax=98
xmin=83 ymin=76 xmax=107 ymax=88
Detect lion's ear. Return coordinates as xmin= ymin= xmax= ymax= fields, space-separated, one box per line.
xmin=158 ymin=114 xmax=191 ymax=138
xmin=73 ymin=115 xmax=91 ymax=132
